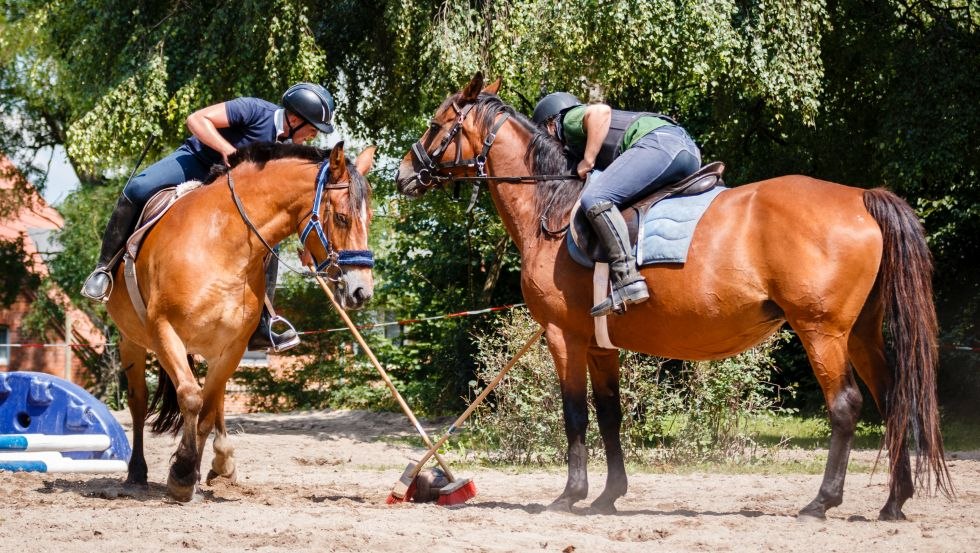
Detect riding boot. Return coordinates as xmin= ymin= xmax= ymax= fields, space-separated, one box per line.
xmin=247 ymin=255 xmax=300 ymax=352
xmin=586 ymin=201 xmax=649 ymax=317
xmin=81 ymin=195 xmax=140 ymax=302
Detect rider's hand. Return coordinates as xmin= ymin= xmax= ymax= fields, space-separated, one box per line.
xmin=577 ymin=158 xmax=595 ymax=180
xmin=297 ymin=247 xmax=313 ymax=268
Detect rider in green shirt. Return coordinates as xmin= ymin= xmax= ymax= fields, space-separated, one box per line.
xmin=533 ymin=93 xmax=701 ymax=317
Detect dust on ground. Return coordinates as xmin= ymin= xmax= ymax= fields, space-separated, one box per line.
xmin=1 ymin=409 xmax=977 ymax=552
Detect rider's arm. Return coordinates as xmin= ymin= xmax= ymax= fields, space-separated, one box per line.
xmin=578 ymin=103 xmax=611 ymax=178
xmin=186 ymin=102 xmax=237 ymax=165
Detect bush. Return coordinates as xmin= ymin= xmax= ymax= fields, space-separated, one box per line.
xmin=465 ymin=308 xmax=793 ymax=465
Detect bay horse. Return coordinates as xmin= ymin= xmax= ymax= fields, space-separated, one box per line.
xmin=395 ymin=72 xmax=952 ymax=520
xmin=107 ymin=141 xmax=376 ymax=502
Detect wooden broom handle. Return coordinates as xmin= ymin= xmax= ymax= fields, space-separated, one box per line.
xmin=310 ymin=268 xmax=456 ymax=481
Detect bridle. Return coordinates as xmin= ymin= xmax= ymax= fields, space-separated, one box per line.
xmin=409 ymin=100 xmax=580 ymax=190
xmin=227 ymin=161 xmax=375 ymax=282
xmin=408 ymin=97 xmax=582 ymax=233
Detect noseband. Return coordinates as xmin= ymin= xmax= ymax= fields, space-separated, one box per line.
xmin=227 ymin=161 xmax=374 ymax=280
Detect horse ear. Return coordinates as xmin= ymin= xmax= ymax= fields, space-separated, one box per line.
xmin=329 ymin=141 xmax=348 ymax=182
xmin=482 ymin=77 xmax=502 ymax=95
xmin=355 ymin=146 xmax=377 ymax=176
xmin=461 ymin=71 xmax=485 ymax=101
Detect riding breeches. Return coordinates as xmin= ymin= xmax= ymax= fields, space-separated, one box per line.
xmin=122 ymin=145 xmax=212 ymax=206
xmin=579 ymin=125 xmax=701 ymax=213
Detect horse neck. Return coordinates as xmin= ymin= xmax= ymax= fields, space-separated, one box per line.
xmin=480 ymin=124 xmax=547 ymax=255
xmin=231 ymin=161 xmax=318 ymax=250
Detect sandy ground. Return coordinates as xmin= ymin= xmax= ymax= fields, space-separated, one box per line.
xmin=1 ymin=409 xmax=977 ymax=553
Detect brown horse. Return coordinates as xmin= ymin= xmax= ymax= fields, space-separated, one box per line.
xmin=108 ymin=141 xmax=376 ymax=501
xmin=396 ymin=73 xmax=951 ymax=520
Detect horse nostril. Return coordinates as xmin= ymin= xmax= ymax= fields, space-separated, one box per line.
xmin=353 ymin=288 xmax=371 ymax=304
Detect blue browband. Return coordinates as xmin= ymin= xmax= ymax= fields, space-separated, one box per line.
xmin=301 ymin=162 xmax=375 ymax=272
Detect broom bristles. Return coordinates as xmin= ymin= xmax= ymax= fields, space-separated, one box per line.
xmin=437 ymin=479 xmax=477 ymax=506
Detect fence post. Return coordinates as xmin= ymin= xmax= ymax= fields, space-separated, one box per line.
xmin=64 ymin=310 xmax=72 ymax=382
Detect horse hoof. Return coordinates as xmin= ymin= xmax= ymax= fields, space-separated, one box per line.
xmin=547 ymin=498 xmax=576 ymax=513
xmin=796 ymin=507 xmax=828 ymax=523
xmin=206 ymin=468 xmax=238 ymax=486
xmin=878 ymin=508 xmax=907 ymax=521
xmin=167 ymin=474 xmax=198 ymax=503
xmin=589 ymin=499 xmax=618 ymax=515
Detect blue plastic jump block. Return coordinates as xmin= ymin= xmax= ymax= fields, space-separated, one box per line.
xmin=0 ymin=372 xmax=130 ymax=462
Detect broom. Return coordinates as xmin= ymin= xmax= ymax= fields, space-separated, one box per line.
xmin=388 ymin=326 xmax=545 ymax=505
xmin=307 ymin=265 xmax=459 ymax=492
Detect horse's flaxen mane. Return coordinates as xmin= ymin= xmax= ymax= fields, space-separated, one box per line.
xmin=444 ymin=93 xmax=582 ymax=232
xmin=205 ymin=142 xmax=370 ymax=211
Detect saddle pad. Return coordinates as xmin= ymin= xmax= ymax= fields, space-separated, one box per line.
xmin=566 ymin=186 xmax=727 ymax=267
xmin=637 ymin=185 xmax=726 ymax=265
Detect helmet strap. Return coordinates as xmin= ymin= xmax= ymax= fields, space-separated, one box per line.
xmin=284 ymin=113 xmax=310 ymax=142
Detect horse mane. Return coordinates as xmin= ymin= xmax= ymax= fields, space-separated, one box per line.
xmin=444 ymin=92 xmax=582 ymax=233
xmin=204 ymin=141 xmax=370 ymax=212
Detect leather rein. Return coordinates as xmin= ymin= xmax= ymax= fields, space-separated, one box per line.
xmin=226 ymin=162 xmax=375 ymax=282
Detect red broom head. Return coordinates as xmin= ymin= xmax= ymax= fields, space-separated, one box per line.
xmin=437 ymin=478 xmax=477 ymax=506
xmin=385 ymin=479 xmax=417 ymax=504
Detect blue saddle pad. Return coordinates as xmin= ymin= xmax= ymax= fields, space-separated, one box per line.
xmin=566 ymin=186 xmax=727 ymax=267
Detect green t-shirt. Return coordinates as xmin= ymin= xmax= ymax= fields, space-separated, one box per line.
xmin=560 ymin=105 xmax=672 ymax=157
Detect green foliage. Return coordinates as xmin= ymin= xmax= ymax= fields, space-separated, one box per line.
xmin=1 ymin=0 xmax=975 ymax=419
xmin=464 ymin=309 xmax=792 ymax=465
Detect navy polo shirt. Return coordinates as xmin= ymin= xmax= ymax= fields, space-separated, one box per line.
xmin=182 ymin=97 xmax=282 ymax=164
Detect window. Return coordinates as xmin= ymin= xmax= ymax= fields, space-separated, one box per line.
xmin=0 ymin=326 xmax=9 ymax=365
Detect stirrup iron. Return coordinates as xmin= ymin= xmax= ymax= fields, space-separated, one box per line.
xmin=267 ymin=315 xmax=300 ymax=353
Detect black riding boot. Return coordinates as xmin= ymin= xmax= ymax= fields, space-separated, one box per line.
xmin=247 ymin=255 xmax=300 ymax=352
xmin=81 ymin=195 xmax=140 ymax=302
xmin=586 ymin=201 xmax=650 ymax=317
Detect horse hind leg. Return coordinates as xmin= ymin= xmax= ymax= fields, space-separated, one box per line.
xmin=196 ymin=355 xmax=241 ymax=485
xmin=119 ymin=337 xmax=149 ymax=487
xmin=796 ymin=330 xmax=863 ymax=520
xmin=587 ymin=347 xmax=627 ymax=514
xmin=846 ymin=300 xmax=913 ymax=520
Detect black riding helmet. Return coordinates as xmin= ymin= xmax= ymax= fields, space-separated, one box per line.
xmin=281 ymin=82 xmax=335 ymax=135
xmin=532 ymin=92 xmax=582 ymax=125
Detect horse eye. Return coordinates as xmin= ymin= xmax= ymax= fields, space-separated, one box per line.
xmin=334 ymin=213 xmax=350 ymax=227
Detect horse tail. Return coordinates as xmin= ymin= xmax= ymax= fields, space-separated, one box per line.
xmin=148 ymin=360 xmax=187 ymax=435
xmin=863 ymin=188 xmax=952 ymax=497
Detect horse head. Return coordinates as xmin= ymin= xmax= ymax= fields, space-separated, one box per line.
xmin=304 ymin=141 xmax=377 ymax=310
xmin=395 ymin=71 xmax=502 ymax=197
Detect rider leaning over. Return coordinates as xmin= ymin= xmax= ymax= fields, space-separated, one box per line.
xmin=532 ymin=93 xmax=702 ymax=317
xmin=80 ymin=83 xmax=337 ymax=352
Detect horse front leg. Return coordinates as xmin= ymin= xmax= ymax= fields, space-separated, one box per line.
xmin=153 ymin=326 xmax=203 ymax=502
xmin=587 ymin=347 xmax=627 ymax=514
xmin=545 ymin=326 xmax=590 ymax=512
xmin=119 ymin=337 xmax=149 ymax=487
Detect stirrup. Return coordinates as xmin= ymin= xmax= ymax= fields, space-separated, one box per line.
xmin=590 ymin=278 xmax=649 ymax=317
xmin=267 ymin=315 xmax=300 ymax=353
xmin=80 ymin=268 xmax=114 ymax=302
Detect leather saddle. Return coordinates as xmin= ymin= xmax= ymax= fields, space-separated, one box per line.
xmin=570 ymin=162 xmax=725 ymax=262
xmin=124 ymin=181 xmax=203 ymax=261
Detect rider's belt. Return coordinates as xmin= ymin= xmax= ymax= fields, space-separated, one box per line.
xmin=595 ymin=110 xmax=677 ymax=169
